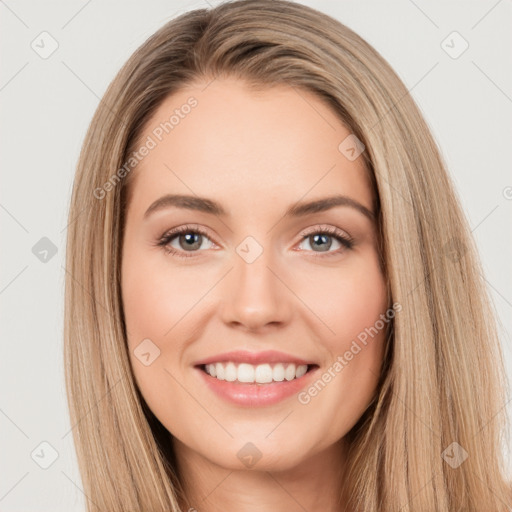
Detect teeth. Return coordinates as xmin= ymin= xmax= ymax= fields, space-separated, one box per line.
xmin=204 ymin=362 xmax=309 ymax=383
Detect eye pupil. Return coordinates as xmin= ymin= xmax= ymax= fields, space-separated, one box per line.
xmin=311 ymin=234 xmax=332 ymax=252
xmin=180 ymin=233 xmax=202 ymax=251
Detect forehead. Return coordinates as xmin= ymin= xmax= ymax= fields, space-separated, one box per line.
xmin=126 ymin=77 xmax=373 ymax=218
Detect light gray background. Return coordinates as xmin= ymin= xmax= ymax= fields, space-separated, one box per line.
xmin=1 ymin=1 xmax=511 ymax=510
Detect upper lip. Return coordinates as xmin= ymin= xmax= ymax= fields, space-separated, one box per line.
xmin=194 ymin=350 xmax=316 ymax=367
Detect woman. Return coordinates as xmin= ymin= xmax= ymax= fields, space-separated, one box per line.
xmin=63 ymin=0 xmax=512 ymax=510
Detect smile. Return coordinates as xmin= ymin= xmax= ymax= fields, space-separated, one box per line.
xmin=202 ymin=361 xmax=314 ymax=384
xmin=195 ymin=363 xmax=320 ymax=407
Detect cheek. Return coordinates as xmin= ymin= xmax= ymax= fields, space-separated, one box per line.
xmin=300 ymin=253 xmax=388 ymax=348
xmin=294 ymin=254 xmax=388 ymax=424
xmin=121 ymin=245 xmax=185 ymax=391
xmin=121 ymin=246 xmax=198 ymax=341
xmin=121 ymin=248 xmax=196 ymax=437
xmin=333 ymin=272 xmax=387 ymax=343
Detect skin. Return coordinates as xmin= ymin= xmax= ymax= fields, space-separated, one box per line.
xmin=121 ymin=76 xmax=389 ymax=512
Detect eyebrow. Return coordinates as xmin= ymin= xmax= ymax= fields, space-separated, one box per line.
xmin=143 ymin=193 xmax=375 ymax=221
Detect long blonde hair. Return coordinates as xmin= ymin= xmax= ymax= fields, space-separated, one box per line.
xmin=63 ymin=0 xmax=511 ymax=509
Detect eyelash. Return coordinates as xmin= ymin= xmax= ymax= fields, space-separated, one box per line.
xmin=155 ymin=224 xmax=354 ymax=260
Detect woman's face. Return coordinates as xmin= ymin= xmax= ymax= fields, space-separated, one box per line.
xmin=121 ymin=77 xmax=388 ymax=473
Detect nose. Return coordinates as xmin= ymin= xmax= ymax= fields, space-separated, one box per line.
xmin=218 ymin=245 xmax=293 ymax=332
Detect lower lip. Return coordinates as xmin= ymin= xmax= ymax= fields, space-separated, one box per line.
xmin=195 ymin=365 xmax=319 ymax=407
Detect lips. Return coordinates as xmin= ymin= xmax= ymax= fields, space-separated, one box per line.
xmin=195 ymin=362 xmax=320 ymax=407
xmin=193 ymin=349 xmax=316 ymax=367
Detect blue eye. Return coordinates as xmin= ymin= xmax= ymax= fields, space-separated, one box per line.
xmin=156 ymin=224 xmax=354 ymax=259
xmin=299 ymin=226 xmax=354 ymax=256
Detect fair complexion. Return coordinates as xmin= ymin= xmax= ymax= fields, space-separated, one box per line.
xmin=121 ymin=77 xmax=388 ymax=512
